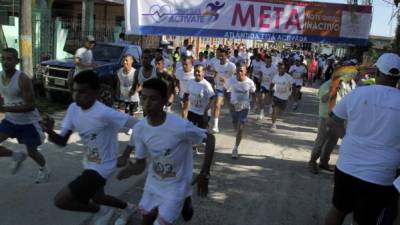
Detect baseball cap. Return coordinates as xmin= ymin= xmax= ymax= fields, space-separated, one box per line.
xmin=294 ymin=55 xmax=301 ymax=61
xmin=85 ymin=35 xmax=95 ymax=42
xmin=375 ymin=53 xmax=400 ymax=76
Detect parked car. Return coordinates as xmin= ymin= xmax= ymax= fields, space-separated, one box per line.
xmin=35 ymin=42 xmax=142 ymax=106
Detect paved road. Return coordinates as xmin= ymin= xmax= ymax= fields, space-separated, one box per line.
xmin=0 ymin=87 xmax=355 ymax=225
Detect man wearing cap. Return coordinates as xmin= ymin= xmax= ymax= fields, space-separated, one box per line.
xmin=324 ymin=53 xmax=400 ymax=225
xmin=74 ymin=36 xmax=96 ymax=76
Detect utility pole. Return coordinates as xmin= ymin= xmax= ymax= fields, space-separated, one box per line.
xmin=20 ymin=0 xmax=33 ymax=78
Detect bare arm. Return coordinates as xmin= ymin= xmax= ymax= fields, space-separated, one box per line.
xmin=192 ymin=132 xmax=215 ymax=198
xmin=40 ymin=114 xmax=72 ymax=147
xmin=1 ymin=73 xmax=36 ymax=113
xmin=117 ymin=158 xmax=146 ymax=180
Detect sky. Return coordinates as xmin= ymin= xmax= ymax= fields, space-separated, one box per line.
xmin=312 ymin=0 xmax=397 ymax=37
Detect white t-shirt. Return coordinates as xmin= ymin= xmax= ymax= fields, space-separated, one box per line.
xmin=289 ymin=65 xmax=307 ymax=86
xmin=213 ymin=61 xmax=236 ymax=91
xmin=175 ymin=68 xmax=195 ymax=98
xmin=62 ymin=101 xmax=137 ymax=179
xmin=117 ymin=68 xmax=135 ymax=102
xmin=260 ymin=65 xmax=278 ymax=90
xmin=272 ymin=55 xmax=282 ymax=66
xmin=251 ymin=60 xmax=265 ymax=79
xmin=74 ymin=47 xmax=93 ymax=75
xmin=132 ymin=113 xmax=206 ymax=201
xmin=272 ymin=73 xmax=294 ymax=100
xmin=225 ymin=76 xmax=256 ymax=111
xmin=187 ymin=79 xmax=215 ymax=115
xmin=333 ymin=85 xmax=400 ymax=186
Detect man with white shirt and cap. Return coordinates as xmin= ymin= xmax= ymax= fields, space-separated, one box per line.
xmin=323 ymin=53 xmax=400 ymax=225
xmin=74 ymin=35 xmax=96 ymax=76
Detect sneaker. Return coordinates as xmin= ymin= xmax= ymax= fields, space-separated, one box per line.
xmin=35 ymin=167 xmax=50 ymax=183
xmin=10 ymin=151 xmax=27 ymax=174
xmin=319 ymin=164 xmax=334 ymax=172
xmin=257 ymin=111 xmax=264 ymax=120
xmin=94 ymin=206 xmax=114 ymax=225
xmin=114 ymin=203 xmax=136 ymax=225
xmin=308 ymin=161 xmax=319 ymax=174
xmin=181 ymin=197 xmax=194 ymax=221
xmin=232 ymin=147 xmax=238 ymax=159
xmin=270 ymin=123 xmax=277 ymax=132
xmin=211 ymin=127 xmax=219 ymax=133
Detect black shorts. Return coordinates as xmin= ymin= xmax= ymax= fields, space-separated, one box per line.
xmin=333 ymin=168 xmax=398 ymax=225
xmin=68 ymin=170 xmax=106 ymax=204
xmin=188 ymin=111 xmax=208 ymax=129
xmin=272 ymin=96 xmax=287 ymax=110
xmin=260 ymin=86 xmax=270 ymax=94
xmin=252 ymin=77 xmax=261 ymax=92
xmin=117 ymin=101 xmax=138 ymax=115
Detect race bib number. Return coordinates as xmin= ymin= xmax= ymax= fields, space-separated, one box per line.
xmin=293 ymin=72 xmax=302 ymax=79
xmin=277 ymin=86 xmax=288 ymax=94
xmin=85 ymin=145 xmax=101 ymax=164
xmin=152 ymin=149 xmax=176 ymax=179
xmin=190 ymin=94 xmax=203 ymax=108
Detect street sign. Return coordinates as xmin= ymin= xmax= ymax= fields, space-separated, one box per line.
xmin=125 ymin=0 xmax=372 ymax=46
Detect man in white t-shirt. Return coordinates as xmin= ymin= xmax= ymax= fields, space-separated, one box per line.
xmin=40 ymin=71 xmax=139 ymax=225
xmin=225 ymin=62 xmax=256 ymax=159
xmin=117 ymin=78 xmax=215 ymax=225
xmin=323 ymin=53 xmax=400 ymax=225
xmin=211 ymin=49 xmax=236 ymax=133
xmin=288 ymin=55 xmax=307 ymax=110
xmin=258 ymin=55 xmax=278 ymax=120
xmin=116 ymin=55 xmax=137 ymax=116
xmin=74 ymin=35 xmax=96 ymax=76
xmin=250 ymin=53 xmax=265 ymax=111
xmin=187 ymin=64 xmax=215 ymax=129
xmin=193 ymin=52 xmax=208 ymax=68
xmin=270 ymin=63 xmax=294 ymax=131
xmin=176 ymin=56 xmax=195 ymax=119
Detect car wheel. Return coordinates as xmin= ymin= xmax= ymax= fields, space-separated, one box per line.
xmin=98 ymin=84 xmax=115 ymax=107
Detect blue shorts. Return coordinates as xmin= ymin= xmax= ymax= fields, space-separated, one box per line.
xmin=0 ymin=119 xmax=44 ymax=147
xmin=215 ymin=89 xmax=225 ymax=97
xmin=231 ymin=109 xmax=249 ymax=124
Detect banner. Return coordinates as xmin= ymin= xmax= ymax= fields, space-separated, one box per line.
xmin=125 ymin=0 xmax=372 ymax=45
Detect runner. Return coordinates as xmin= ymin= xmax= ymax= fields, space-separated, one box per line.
xmin=132 ymin=49 xmax=157 ymax=98
xmin=155 ymin=56 xmax=176 ymax=112
xmin=258 ymin=55 xmax=278 ymax=120
xmin=175 ymin=56 xmax=195 ymax=118
xmin=270 ymin=62 xmax=294 ymax=131
xmin=194 ymin=52 xmax=208 ymax=67
xmin=225 ymin=62 xmax=256 ymax=159
xmin=250 ymin=53 xmax=265 ymax=112
xmin=40 ymin=70 xmax=138 ymax=225
xmin=0 ymin=48 xmax=50 ymax=183
xmin=116 ymin=55 xmax=137 ymax=116
xmin=211 ymin=48 xmax=236 ymax=133
xmin=187 ymin=64 xmax=215 ymax=155
xmin=117 ymin=78 xmax=215 ymax=225
xmin=288 ymin=55 xmax=307 ymax=110
xmin=323 ymin=53 xmax=400 ymax=225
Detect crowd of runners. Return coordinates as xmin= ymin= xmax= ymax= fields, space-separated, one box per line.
xmin=0 ymin=35 xmax=399 ymax=225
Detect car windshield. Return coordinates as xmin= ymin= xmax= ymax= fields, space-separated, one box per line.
xmin=92 ymin=44 xmax=124 ymax=62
